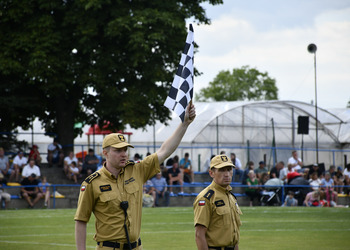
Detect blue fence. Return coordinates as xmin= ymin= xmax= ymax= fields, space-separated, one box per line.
xmin=3 ymin=183 xmax=349 ymax=209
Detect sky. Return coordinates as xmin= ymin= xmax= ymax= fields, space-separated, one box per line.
xmin=188 ymin=0 xmax=350 ymax=109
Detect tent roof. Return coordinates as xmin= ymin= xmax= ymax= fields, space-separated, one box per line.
xmin=127 ymin=101 xmax=350 ymax=146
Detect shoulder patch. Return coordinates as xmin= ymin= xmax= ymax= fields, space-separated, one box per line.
xmin=125 ymin=160 xmax=135 ymax=166
xmin=203 ymin=189 xmax=214 ymax=200
xmin=229 ymin=191 xmax=237 ymax=200
xmin=84 ymin=172 xmax=100 ymax=184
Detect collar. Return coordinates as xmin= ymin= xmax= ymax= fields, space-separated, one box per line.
xmin=211 ymin=181 xmax=232 ymax=193
xmin=100 ymin=163 xmax=122 ymax=180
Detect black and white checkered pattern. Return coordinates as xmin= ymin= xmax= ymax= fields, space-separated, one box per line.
xmin=164 ymin=24 xmax=194 ymax=122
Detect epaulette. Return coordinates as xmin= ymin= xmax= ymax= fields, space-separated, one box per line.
xmin=229 ymin=190 xmax=237 ymax=200
xmin=125 ymin=160 xmax=135 ymax=166
xmin=84 ymin=172 xmax=100 ymax=184
xmin=203 ymin=189 xmax=214 ymax=200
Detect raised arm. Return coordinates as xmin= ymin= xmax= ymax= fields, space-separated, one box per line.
xmin=156 ymin=104 xmax=196 ymax=164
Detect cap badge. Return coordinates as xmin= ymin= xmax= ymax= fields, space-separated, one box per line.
xmin=221 ymin=155 xmax=228 ymax=162
xmin=118 ymin=134 xmax=125 ymax=142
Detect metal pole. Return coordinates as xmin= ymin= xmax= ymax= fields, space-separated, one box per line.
xmin=308 ymin=43 xmax=318 ymax=164
xmin=314 ymin=51 xmax=319 ymax=164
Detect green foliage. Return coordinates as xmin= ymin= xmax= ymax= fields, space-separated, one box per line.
xmin=0 ymin=0 xmax=223 ymax=149
xmin=196 ymin=65 xmax=278 ymax=102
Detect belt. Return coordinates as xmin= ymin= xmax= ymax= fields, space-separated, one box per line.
xmin=98 ymin=238 xmax=141 ymax=249
xmin=208 ymin=246 xmax=235 ymax=250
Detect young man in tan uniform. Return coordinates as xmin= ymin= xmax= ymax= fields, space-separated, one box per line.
xmin=193 ymin=155 xmax=243 ymax=250
xmin=75 ymin=104 xmax=196 ymax=250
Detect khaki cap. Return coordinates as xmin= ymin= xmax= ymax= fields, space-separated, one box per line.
xmin=210 ymin=155 xmax=235 ymax=169
xmin=102 ymin=133 xmax=134 ymax=149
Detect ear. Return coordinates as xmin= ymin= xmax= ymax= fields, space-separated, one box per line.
xmin=209 ymin=169 xmax=215 ymax=178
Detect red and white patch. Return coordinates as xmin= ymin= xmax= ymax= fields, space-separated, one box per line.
xmin=199 ymin=200 xmax=206 ymax=206
xmin=81 ymin=185 xmax=86 ymax=191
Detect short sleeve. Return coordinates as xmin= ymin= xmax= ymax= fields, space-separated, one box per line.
xmin=193 ymin=197 xmax=211 ymax=228
xmin=74 ymin=182 xmax=94 ymax=222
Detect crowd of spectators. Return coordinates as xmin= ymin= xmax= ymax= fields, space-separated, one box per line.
xmin=2 ymin=141 xmax=350 ymax=209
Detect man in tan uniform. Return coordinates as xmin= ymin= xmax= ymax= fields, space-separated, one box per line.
xmin=193 ymin=155 xmax=243 ymax=250
xmin=75 ymin=104 xmax=196 ymax=250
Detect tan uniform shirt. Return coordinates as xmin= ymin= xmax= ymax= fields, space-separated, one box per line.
xmin=193 ymin=181 xmax=243 ymax=247
xmin=74 ymin=153 xmax=160 ymax=243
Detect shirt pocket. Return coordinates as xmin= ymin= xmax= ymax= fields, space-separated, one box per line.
xmin=99 ymin=191 xmax=119 ymax=213
xmin=215 ymin=206 xmax=230 ymax=226
xmin=125 ymin=182 xmax=140 ymax=207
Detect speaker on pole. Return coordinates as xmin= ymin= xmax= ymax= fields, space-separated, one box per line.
xmin=298 ymin=116 xmax=309 ymax=135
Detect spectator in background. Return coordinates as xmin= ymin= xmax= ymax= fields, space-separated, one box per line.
xmin=47 ymin=138 xmax=64 ymax=167
xmin=245 ymin=170 xmax=261 ymax=207
xmin=10 ymin=151 xmax=27 ymax=182
xmin=203 ymin=154 xmax=215 ymax=173
xmin=282 ymin=191 xmax=298 ymax=207
xmin=288 ymin=150 xmax=303 ymax=172
xmin=63 ymin=151 xmax=78 ymax=176
xmin=143 ymin=179 xmax=156 ymax=207
xmin=304 ymin=190 xmax=321 ymax=207
xmin=82 ymin=148 xmax=99 ymax=176
xmin=0 ymin=147 xmax=10 ymax=179
xmin=278 ymin=161 xmax=289 ymax=183
xmin=28 ymin=145 xmax=42 ymax=166
xmin=68 ymin=161 xmax=80 ymax=184
xmin=168 ymin=160 xmax=184 ymax=194
xmin=309 ymin=163 xmax=323 ymax=179
xmin=133 ymin=153 xmax=141 ymax=162
xmin=334 ymin=166 xmax=344 ymax=194
xmin=343 ymin=164 xmax=350 ymax=195
xmin=255 ymin=161 xmax=268 ymax=179
xmin=242 ymin=161 xmax=255 ymax=185
xmin=151 ymin=172 xmax=169 ymax=207
xmin=329 ymin=165 xmax=336 ymax=178
xmin=309 ymin=172 xmax=322 ymax=191
xmin=321 ymin=172 xmax=338 ymax=205
xmin=270 ymin=161 xmax=283 ymax=179
xmin=0 ymin=172 xmax=11 ymax=209
xmin=259 ymin=172 xmax=270 ymax=186
xmin=20 ymin=174 xmax=43 ymax=208
xmin=22 ymin=158 xmax=41 ymax=179
xmin=180 ymin=152 xmax=194 ymax=183
xmin=231 ymin=153 xmax=243 ymax=182
xmin=38 ymin=176 xmax=51 ymax=208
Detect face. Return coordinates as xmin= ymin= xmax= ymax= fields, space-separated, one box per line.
xmin=292 ymin=151 xmax=298 ymax=158
xmin=209 ymin=166 xmax=233 ymax=187
xmin=103 ymin=146 xmax=128 ymax=169
xmin=29 ymin=159 xmax=35 ymax=166
xmin=156 ymin=173 xmax=162 ymax=179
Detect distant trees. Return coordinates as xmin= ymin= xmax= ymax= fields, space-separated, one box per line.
xmin=195 ymin=65 xmax=278 ymax=102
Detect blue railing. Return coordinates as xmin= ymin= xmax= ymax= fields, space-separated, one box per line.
xmin=3 ymin=183 xmax=350 ymax=208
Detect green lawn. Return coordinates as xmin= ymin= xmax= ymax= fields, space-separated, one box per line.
xmin=0 ymin=207 xmax=349 ymax=249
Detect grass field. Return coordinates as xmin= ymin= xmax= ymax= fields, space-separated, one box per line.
xmin=0 ymin=207 xmax=350 ymax=250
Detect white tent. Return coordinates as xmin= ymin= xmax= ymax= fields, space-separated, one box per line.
xmin=18 ymin=101 xmax=350 ymax=171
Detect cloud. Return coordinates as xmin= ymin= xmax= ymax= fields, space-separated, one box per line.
xmin=192 ymin=5 xmax=350 ymax=108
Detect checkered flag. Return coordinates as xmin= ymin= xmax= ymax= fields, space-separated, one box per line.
xmin=164 ymin=24 xmax=194 ymax=122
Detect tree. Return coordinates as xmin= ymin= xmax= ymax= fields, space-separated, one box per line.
xmin=195 ymin=65 xmax=278 ymax=102
xmin=0 ymin=0 xmax=223 ymax=153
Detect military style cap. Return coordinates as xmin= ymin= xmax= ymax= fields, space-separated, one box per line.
xmin=210 ymin=155 xmax=235 ymax=169
xmin=102 ymin=133 xmax=134 ymax=149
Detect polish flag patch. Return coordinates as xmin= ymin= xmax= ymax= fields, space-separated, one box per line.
xmin=81 ymin=185 xmax=86 ymax=191
xmin=199 ymin=200 xmax=205 ymax=206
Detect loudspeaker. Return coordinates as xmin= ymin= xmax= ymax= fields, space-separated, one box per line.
xmin=298 ymin=116 xmax=309 ymax=135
